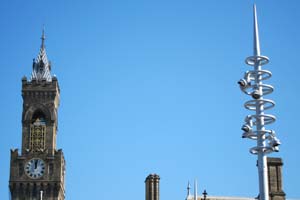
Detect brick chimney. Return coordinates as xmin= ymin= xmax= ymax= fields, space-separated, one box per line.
xmin=145 ymin=174 xmax=160 ymax=200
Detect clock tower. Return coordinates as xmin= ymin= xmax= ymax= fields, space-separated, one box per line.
xmin=9 ymin=30 xmax=65 ymax=200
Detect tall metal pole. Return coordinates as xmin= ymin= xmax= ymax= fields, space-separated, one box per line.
xmin=238 ymin=5 xmax=281 ymax=200
xmin=253 ymin=5 xmax=269 ymax=200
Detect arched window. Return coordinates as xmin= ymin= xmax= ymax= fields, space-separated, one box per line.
xmin=31 ymin=110 xmax=46 ymax=125
xmin=30 ymin=110 xmax=46 ymax=151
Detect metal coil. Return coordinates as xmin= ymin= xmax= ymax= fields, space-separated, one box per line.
xmin=245 ymin=55 xmax=269 ymax=66
xmin=239 ymin=55 xmax=280 ymax=155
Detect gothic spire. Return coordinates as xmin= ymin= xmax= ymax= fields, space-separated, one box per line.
xmin=253 ymin=4 xmax=261 ymax=56
xmin=31 ymin=28 xmax=52 ymax=82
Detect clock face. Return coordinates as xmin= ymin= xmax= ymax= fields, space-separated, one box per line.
xmin=25 ymin=158 xmax=45 ymax=179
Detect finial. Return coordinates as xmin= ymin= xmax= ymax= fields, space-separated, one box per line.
xmin=194 ymin=180 xmax=198 ymax=200
xmin=187 ymin=181 xmax=191 ymax=196
xmin=253 ymin=4 xmax=261 ymax=56
xmin=41 ymin=25 xmax=46 ymax=49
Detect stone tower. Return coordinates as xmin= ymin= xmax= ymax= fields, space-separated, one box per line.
xmin=9 ymin=30 xmax=65 ymax=200
xmin=145 ymin=174 xmax=160 ymax=200
xmin=267 ymin=157 xmax=285 ymax=200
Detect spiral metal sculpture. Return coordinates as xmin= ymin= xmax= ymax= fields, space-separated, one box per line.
xmin=238 ymin=5 xmax=281 ymax=200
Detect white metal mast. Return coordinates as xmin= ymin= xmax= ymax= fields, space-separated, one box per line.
xmin=238 ymin=4 xmax=281 ymax=200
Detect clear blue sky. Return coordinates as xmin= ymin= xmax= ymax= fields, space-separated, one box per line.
xmin=0 ymin=0 xmax=299 ymax=200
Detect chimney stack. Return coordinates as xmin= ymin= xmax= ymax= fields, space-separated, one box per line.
xmin=145 ymin=174 xmax=160 ymax=200
xmin=267 ymin=157 xmax=286 ymax=200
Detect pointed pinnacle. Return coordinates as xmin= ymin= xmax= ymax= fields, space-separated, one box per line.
xmin=253 ymin=4 xmax=261 ymax=56
xmin=187 ymin=181 xmax=191 ymax=196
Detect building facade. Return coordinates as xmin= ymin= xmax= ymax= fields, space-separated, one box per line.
xmin=9 ymin=31 xmax=65 ymax=200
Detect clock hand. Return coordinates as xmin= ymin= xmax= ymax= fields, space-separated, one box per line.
xmin=35 ymin=160 xmax=38 ymax=169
